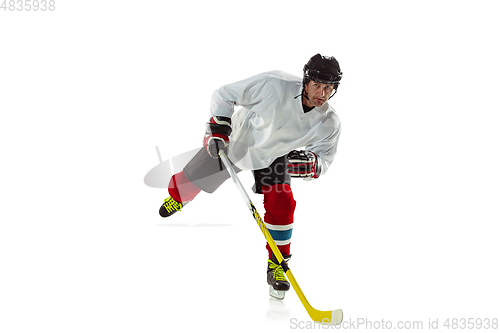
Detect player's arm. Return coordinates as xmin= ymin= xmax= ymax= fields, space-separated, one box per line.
xmin=288 ymin=117 xmax=341 ymax=179
xmin=203 ymin=116 xmax=232 ymax=159
xmin=203 ymin=73 xmax=272 ymax=158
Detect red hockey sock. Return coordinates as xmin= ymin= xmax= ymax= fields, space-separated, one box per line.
xmin=266 ymin=243 xmax=291 ymax=259
xmin=262 ymin=184 xmax=296 ymax=259
xmin=168 ymin=171 xmax=201 ymax=203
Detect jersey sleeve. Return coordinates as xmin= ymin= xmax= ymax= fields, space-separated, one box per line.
xmin=305 ymin=113 xmax=341 ymax=177
xmin=209 ymin=72 xmax=272 ymax=119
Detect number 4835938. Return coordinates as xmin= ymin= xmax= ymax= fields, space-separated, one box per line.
xmin=443 ymin=318 xmax=498 ymax=330
xmin=1 ymin=0 xmax=56 ymax=11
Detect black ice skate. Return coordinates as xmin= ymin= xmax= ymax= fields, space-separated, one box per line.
xmin=267 ymin=255 xmax=291 ymax=300
xmin=159 ymin=197 xmax=187 ymax=217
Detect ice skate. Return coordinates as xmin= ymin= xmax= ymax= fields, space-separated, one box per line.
xmin=267 ymin=258 xmax=291 ymax=300
xmin=159 ymin=197 xmax=187 ymax=217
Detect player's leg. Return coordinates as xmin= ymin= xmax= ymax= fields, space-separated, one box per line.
xmin=253 ymin=156 xmax=295 ymax=299
xmin=160 ymin=170 xmax=201 ymax=217
xmin=159 ymin=147 xmax=240 ymax=217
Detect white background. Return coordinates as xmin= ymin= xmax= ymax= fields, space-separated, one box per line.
xmin=1 ymin=1 xmax=499 ymax=332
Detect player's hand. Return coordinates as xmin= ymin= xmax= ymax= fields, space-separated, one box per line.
xmin=203 ymin=116 xmax=232 ymax=159
xmin=286 ymin=150 xmax=318 ymax=179
xmin=204 ymin=137 xmax=229 ymax=159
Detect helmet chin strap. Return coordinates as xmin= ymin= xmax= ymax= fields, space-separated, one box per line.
xmin=300 ymin=86 xmax=313 ymax=106
xmin=294 ymin=79 xmax=308 ymax=100
xmin=328 ymin=88 xmax=338 ymax=100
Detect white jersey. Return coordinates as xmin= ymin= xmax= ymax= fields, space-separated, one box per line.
xmin=210 ymin=70 xmax=341 ymax=176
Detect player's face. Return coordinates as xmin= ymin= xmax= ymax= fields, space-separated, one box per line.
xmin=303 ymin=81 xmax=335 ymax=108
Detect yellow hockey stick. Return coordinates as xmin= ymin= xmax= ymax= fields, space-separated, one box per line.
xmin=218 ymin=150 xmax=343 ymax=325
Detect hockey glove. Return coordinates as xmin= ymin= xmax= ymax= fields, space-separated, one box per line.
xmin=203 ymin=116 xmax=232 ymax=159
xmin=286 ymin=150 xmax=319 ymax=179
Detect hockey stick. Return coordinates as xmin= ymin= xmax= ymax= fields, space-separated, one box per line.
xmin=218 ymin=150 xmax=343 ymax=325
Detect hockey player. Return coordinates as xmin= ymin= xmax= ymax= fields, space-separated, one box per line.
xmin=159 ymin=54 xmax=342 ymax=300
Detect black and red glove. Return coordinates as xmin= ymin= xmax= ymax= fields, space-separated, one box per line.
xmin=203 ymin=116 xmax=232 ymax=159
xmin=286 ymin=150 xmax=319 ymax=179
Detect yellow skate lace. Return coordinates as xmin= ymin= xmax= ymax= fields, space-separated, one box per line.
xmin=163 ymin=197 xmax=183 ymax=214
xmin=268 ymin=260 xmax=287 ymax=281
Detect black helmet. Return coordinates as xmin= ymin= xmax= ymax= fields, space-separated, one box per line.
xmin=303 ymin=54 xmax=342 ymax=86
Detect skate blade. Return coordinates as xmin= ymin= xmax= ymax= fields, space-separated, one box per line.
xmin=269 ymin=285 xmax=286 ymax=300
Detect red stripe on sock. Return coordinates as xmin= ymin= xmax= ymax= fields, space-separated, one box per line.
xmin=266 ymin=243 xmax=291 ymax=259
